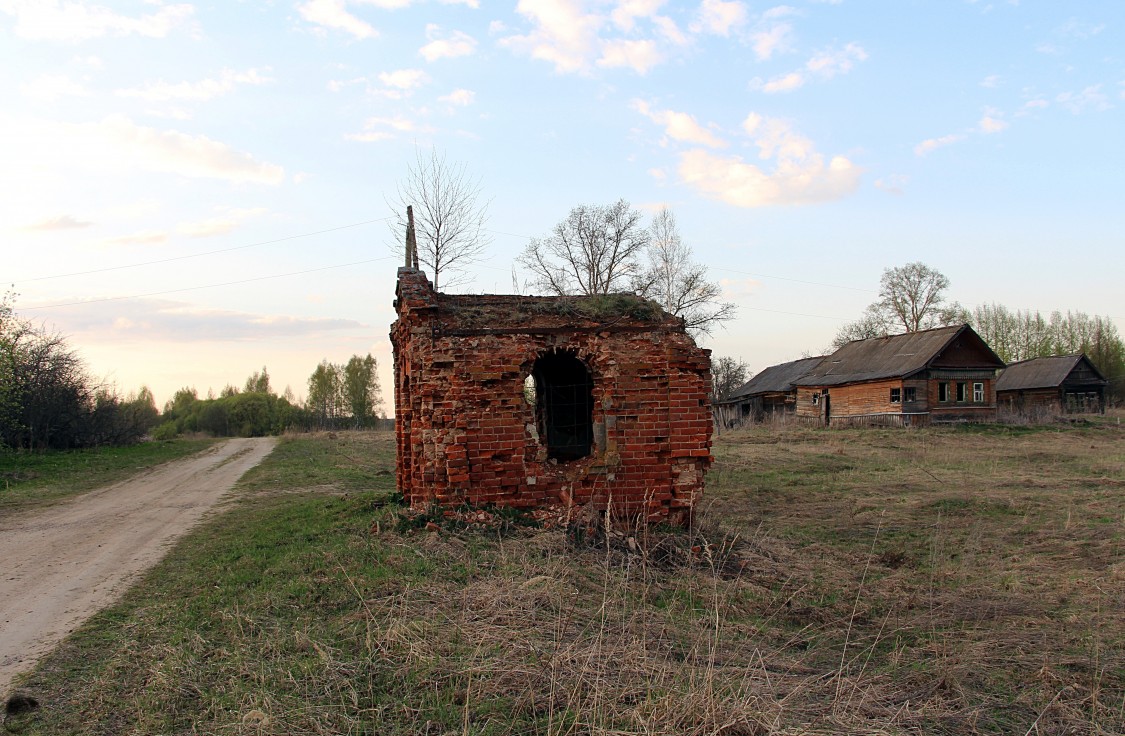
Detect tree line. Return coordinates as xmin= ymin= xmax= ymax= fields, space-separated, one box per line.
xmin=156 ymin=356 xmax=385 ymax=439
xmin=2 ymin=292 xmax=387 ymax=449
xmin=831 ymin=262 xmax=1124 ymax=403
xmin=1 ymin=294 xmax=160 ymax=450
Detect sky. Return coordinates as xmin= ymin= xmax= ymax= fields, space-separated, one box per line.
xmin=2 ymin=0 xmax=1123 ymax=412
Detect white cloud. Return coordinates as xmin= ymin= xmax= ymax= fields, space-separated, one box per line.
xmin=346 ymin=131 xmax=395 ymax=142
xmin=500 ymin=0 xmax=603 ymax=74
xmin=759 ymin=72 xmax=804 ymax=93
xmin=753 ymin=42 xmax=865 ymax=94
xmin=0 ymin=115 xmax=285 ymax=184
xmin=691 ymin=0 xmax=747 ymax=36
xmin=978 ymin=109 xmax=1008 ymax=133
xmin=874 ymin=174 xmax=908 ymax=195
xmin=378 ymin=68 xmax=429 ymax=90
xmin=1055 ymin=85 xmax=1109 ymax=114
xmin=652 ymin=15 xmax=688 ymax=45
xmin=0 ymin=0 xmax=194 ymax=41
xmin=1020 ymin=98 xmax=1049 ymax=113
xmin=39 ymin=298 xmax=366 ymax=343
xmin=632 ymin=99 xmax=726 ymax=148
xmin=749 ymin=22 xmax=791 ymax=60
xmin=176 ymin=207 xmax=267 ymax=238
xmin=499 ymin=0 xmax=695 ymax=75
xmin=980 ymin=74 xmax=1001 ymax=88
xmin=94 ymin=229 xmax=169 ymax=247
xmin=676 ymin=114 xmax=860 ymax=207
xmin=18 ymin=214 xmax=94 ymax=231
xmin=439 ymin=88 xmax=475 ymax=106
xmin=648 ymin=167 xmax=667 ymax=181
xmin=354 ymin=0 xmax=413 ymax=8
xmin=116 ymin=68 xmax=272 ymax=102
xmin=19 ymin=74 xmax=90 ymax=102
xmin=598 ymin=38 xmax=662 ymax=73
xmin=914 ymin=133 xmax=965 ymax=156
xmin=346 ymin=115 xmax=430 ymax=141
xmin=610 ymin=0 xmax=663 ymax=31
xmin=419 ymin=25 xmax=477 ymax=61
xmin=805 ymin=43 xmax=867 ymax=78
xmin=298 ymin=0 xmax=378 ymax=39
xmin=1056 ymin=18 xmax=1104 ymax=39
xmin=327 ymin=76 xmax=366 ymax=92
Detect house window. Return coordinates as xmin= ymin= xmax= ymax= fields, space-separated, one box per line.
xmin=530 ymin=349 xmax=593 ymax=461
xmin=904 ymin=387 xmax=917 ymax=403
xmin=939 ymin=382 xmax=949 ymax=402
xmin=811 ymin=392 xmax=820 ymax=405
xmin=890 ymin=388 xmax=901 ymax=403
xmin=973 ymin=382 xmax=984 ymax=402
xmin=956 ymin=382 xmax=967 ymax=402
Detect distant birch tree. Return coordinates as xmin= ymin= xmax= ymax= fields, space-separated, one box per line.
xmin=640 ymin=207 xmax=735 ymax=336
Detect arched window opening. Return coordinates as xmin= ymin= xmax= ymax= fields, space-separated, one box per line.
xmin=531 ymin=349 xmax=593 ymax=461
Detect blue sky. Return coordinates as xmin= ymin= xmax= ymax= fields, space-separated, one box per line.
xmin=2 ymin=0 xmax=1122 ymax=410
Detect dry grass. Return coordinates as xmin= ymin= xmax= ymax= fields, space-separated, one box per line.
xmin=9 ymin=424 xmax=1124 ymax=735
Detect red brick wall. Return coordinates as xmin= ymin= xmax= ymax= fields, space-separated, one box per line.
xmin=391 ymin=269 xmax=712 ymax=524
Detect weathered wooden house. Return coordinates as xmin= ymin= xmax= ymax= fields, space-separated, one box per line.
xmin=717 ymin=356 xmax=825 ymax=424
xmin=390 ymin=261 xmax=713 ymax=524
xmin=995 ymin=354 xmax=1108 ymax=414
xmin=793 ymin=324 xmax=1006 ymax=426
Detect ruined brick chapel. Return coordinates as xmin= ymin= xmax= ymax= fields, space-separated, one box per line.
xmin=390 ymin=213 xmax=714 ymax=524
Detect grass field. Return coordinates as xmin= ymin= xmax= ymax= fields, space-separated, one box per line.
xmin=8 ymin=423 xmax=1124 ymax=735
xmin=0 ymin=437 xmax=218 ymax=513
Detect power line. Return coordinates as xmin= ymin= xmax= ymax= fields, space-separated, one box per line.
xmin=711 ymin=266 xmax=877 ymax=294
xmin=20 ymin=256 xmax=398 ymax=311
xmin=11 ymin=217 xmax=393 ymax=285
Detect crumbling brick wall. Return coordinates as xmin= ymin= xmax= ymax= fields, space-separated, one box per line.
xmin=390 ymin=268 xmax=712 ymax=524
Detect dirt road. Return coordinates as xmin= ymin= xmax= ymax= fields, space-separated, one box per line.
xmin=0 ymin=437 xmax=277 ymax=697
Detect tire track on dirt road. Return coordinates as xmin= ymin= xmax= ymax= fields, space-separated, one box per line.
xmin=0 ymin=437 xmax=277 ymax=698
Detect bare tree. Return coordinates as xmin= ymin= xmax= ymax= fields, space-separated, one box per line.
xmin=519 ymin=199 xmax=650 ymax=296
xmin=389 ymin=147 xmax=491 ymax=290
xmin=711 ymin=356 xmax=750 ymax=401
xmin=641 ymin=207 xmax=735 ymax=336
xmin=878 ymin=262 xmax=966 ymax=332
xmin=834 ymin=262 xmax=966 ymax=347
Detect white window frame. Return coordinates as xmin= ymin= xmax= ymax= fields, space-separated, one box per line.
xmin=973 ymin=382 xmax=984 ymax=402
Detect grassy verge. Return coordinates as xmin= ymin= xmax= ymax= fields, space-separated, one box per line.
xmin=0 ymin=437 xmax=218 ymax=513
xmin=9 ymin=425 xmax=1124 ymax=735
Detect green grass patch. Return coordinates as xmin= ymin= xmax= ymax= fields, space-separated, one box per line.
xmin=8 ymin=425 xmax=1125 ymax=735
xmin=0 ymin=438 xmax=218 ymax=512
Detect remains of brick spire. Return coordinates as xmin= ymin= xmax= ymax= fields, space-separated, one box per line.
xmin=390 ymin=255 xmax=713 ymax=525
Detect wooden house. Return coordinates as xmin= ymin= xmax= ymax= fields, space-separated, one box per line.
xmin=716 ymin=356 xmax=825 ymax=425
xmin=794 ymin=324 xmax=1006 ymax=426
xmin=995 ymin=354 xmax=1107 ymax=414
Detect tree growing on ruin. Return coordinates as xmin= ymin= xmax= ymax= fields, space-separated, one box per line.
xmin=519 ymin=199 xmax=650 ymax=297
xmin=389 ymin=147 xmax=491 ymax=290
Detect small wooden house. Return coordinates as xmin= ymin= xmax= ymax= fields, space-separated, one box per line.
xmin=717 ymin=356 xmax=825 ymax=424
xmin=995 ymin=354 xmax=1108 ymax=414
xmin=794 ymin=324 xmax=1005 ymax=426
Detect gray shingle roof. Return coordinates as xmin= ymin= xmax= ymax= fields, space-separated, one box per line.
xmin=995 ymin=354 xmax=1107 ymax=392
xmin=794 ymin=324 xmax=1003 ymax=387
xmin=726 ymin=356 xmax=825 ymax=401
